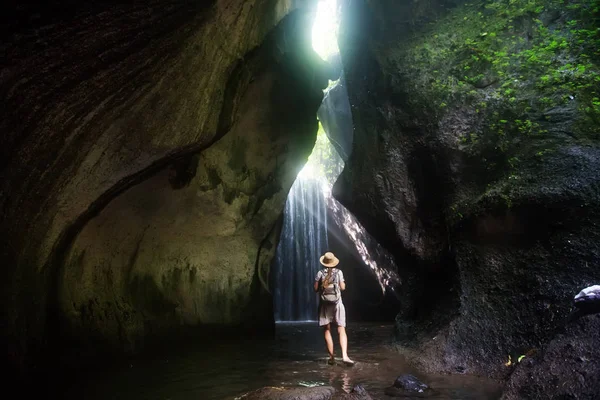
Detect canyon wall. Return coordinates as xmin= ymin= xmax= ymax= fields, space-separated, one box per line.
xmin=337 ymin=0 xmax=599 ymax=395
xmin=1 ymin=0 xmax=328 ymax=373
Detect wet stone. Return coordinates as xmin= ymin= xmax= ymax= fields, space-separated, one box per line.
xmin=239 ymin=385 xmax=335 ymax=400
xmin=393 ymin=374 xmax=429 ymax=391
xmin=333 ymin=384 xmax=374 ymax=400
xmin=385 ymin=374 xmax=436 ymax=398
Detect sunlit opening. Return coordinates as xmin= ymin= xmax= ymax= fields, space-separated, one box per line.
xmin=297 ymin=122 xmax=340 ymax=191
xmin=273 ymin=0 xmax=400 ymax=322
xmin=312 ymin=0 xmax=340 ymax=60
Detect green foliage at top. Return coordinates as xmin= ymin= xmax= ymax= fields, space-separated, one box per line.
xmin=381 ymin=0 xmax=599 ymax=218
xmin=387 ymin=0 xmax=599 ymax=158
xmin=303 ymin=121 xmax=345 ymax=186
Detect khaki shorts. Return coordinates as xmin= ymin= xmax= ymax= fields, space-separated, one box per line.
xmin=318 ymin=301 xmax=346 ymax=327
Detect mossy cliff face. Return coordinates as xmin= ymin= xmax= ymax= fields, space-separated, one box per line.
xmin=0 ymin=0 xmax=326 ymax=371
xmin=337 ymin=0 xmax=600 ymax=386
xmin=318 ymin=75 xmax=354 ymax=161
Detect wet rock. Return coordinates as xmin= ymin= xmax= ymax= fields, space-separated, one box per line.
xmin=332 ymin=385 xmax=374 ymax=400
xmin=240 ymin=385 xmax=335 ymax=400
xmin=385 ymin=374 xmax=434 ymax=397
xmin=393 ymin=374 xmax=429 ymax=392
xmin=502 ymin=314 xmax=600 ymax=399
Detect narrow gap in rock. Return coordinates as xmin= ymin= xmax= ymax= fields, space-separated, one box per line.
xmin=272 ymin=0 xmax=401 ymax=326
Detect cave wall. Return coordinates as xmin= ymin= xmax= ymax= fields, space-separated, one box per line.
xmin=58 ymin=22 xmax=324 ymax=353
xmin=1 ymin=0 xmax=327 ymax=372
xmin=317 ymin=74 xmax=354 ymax=161
xmin=337 ymin=0 xmax=600 ymax=385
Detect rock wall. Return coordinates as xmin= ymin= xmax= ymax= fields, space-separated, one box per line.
xmin=502 ymin=314 xmax=600 ymax=399
xmin=326 ymin=200 xmax=402 ymax=323
xmin=337 ymin=0 xmax=600 ymax=385
xmin=318 ymin=75 xmax=354 ymax=161
xmin=59 ymin=17 xmax=325 ymax=352
xmin=1 ymin=0 xmax=327 ymax=374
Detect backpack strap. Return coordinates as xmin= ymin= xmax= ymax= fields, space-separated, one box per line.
xmin=320 ymin=268 xmax=341 ymax=285
xmin=320 ymin=268 xmax=336 ymax=286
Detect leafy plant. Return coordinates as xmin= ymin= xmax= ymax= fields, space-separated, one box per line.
xmin=385 ymin=0 xmax=599 ymax=177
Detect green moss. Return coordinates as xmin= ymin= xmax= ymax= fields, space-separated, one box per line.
xmin=382 ymin=0 xmax=599 ymax=225
xmin=386 ymin=0 xmax=600 ymax=147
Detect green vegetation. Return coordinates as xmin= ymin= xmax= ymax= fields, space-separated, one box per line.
xmin=384 ymin=0 xmax=599 ymax=218
xmin=301 ymin=121 xmax=344 ymax=185
xmin=388 ymin=0 xmax=599 ymax=155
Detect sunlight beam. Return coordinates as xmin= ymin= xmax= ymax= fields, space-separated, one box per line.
xmin=312 ymin=0 xmax=340 ymax=60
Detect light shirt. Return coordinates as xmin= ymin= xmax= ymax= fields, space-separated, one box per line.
xmin=314 ymin=268 xmax=345 ymax=284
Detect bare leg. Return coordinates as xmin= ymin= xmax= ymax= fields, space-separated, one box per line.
xmin=338 ymin=326 xmax=353 ymax=363
xmin=323 ymin=324 xmax=334 ymax=362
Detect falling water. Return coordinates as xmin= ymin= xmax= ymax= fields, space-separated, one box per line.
xmin=272 ymin=0 xmax=353 ymax=322
xmin=273 ymin=176 xmax=329 ymax=321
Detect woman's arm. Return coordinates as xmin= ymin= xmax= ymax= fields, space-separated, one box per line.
xmin=314 ymin=270 xmax=322 ymax=292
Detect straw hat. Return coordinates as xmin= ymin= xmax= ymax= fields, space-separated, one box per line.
xmin=319 ymin=252 xmax=339 ymax=268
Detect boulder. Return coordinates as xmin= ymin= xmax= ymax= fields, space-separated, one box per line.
xmin=393 ymin=374 xmax=429 ymax=392
xmin=385 ymin=374 xmax=434 ymax=398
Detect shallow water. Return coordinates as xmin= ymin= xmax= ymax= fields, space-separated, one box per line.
xmin=63 ymin=323 xmax=502 ymax=399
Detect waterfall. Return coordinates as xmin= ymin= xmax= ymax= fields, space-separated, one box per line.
xmin=273 ymin=176 xmax=329 ymax=322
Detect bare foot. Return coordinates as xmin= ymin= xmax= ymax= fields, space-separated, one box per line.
xmin=327 ymin=357 xmax=335 ymax=365
xmin=342 ymin=358 xmax=355 ymax=366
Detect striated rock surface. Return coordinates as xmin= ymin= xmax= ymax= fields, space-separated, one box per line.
xmin=58 ymin=20 xmax=323 ymax=351
xmin=1 ymin=0 xmax=328 ymax=374
xmin=337 ymin=0 xmax=600 ymax=388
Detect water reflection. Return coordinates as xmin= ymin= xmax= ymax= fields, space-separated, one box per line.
xmin=62 ymin=323 xmax=502 ymax=399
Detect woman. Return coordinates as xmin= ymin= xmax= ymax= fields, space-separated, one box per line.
xmin=314 ymin=251 xmax=354 ymax=366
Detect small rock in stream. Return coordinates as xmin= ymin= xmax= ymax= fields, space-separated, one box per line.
xmin=394 ymin=374 xmax=429 ymax=391
xmin=333 ymin=384 xmax=374 ymax=399
xmin=384 ymin=374 xmax=436 ymax=397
